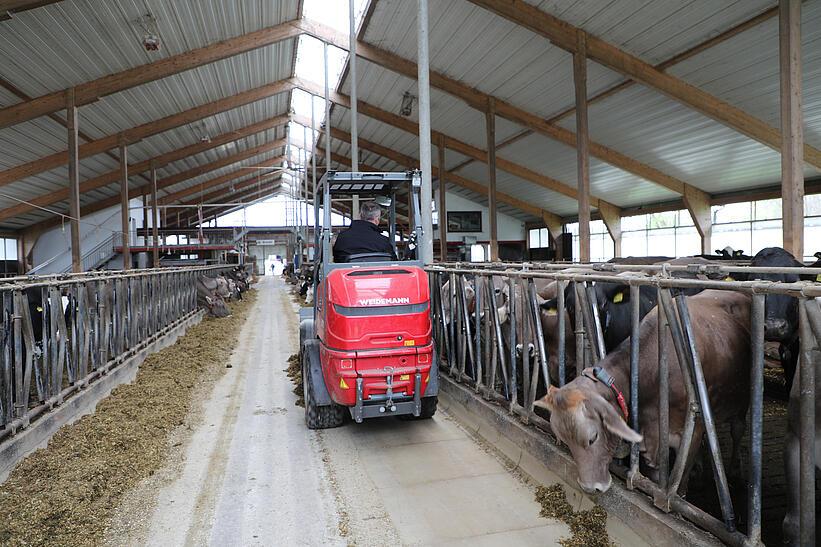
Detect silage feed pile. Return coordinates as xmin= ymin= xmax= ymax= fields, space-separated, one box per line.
xmin=535 ymin=484 xmax=615 ymax=547
xmin=0 ymin=290 xmax=257 ymax=547
xmin=285 ymin=353 xmax=304 ymax=407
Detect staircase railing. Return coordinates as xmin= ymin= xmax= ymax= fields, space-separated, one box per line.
xmin=27 ymin=210 xmax=122 ymax=274
xmin=62 ymin=233 xmax=120 ymax=273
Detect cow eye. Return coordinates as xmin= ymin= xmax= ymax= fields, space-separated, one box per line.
xmin=588 ymin=432 xmax=598 ymax=447
xmin=494 ymin=288 xmax=501 ymax=294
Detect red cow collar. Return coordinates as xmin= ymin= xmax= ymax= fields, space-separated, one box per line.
xmin=583 ymin=366 xmax=629 ymax=422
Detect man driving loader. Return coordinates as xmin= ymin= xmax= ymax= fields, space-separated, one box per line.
xmin=333 ymin=201 xmax=397 ymax=263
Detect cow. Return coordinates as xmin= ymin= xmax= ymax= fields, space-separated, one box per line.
xmin=536 ymin=289 xmax=751 ymax=495
xmin=544 ymin=257 xmax=726 ymax=363
xmin=758 ymin=248 xmax=821 ymax=545
xmin=196 ymin=276 xmax=230 ymax=317
xmin=742 ymin=247 xmax=805 ymax=392
xmin=538 ymin=280 xmax=576 ymax=388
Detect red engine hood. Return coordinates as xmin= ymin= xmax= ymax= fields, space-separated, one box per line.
xmin=327 ymin=266 xmax=428 ymax=307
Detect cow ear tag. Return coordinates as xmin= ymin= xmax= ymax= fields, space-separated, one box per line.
xmin=724 ymin=276 xmax=734 ymax=281
xmin=612 ymin=291 xmax=624 ymax=304
xmin=816 ymin=274 xmax=821 ymax=283
xmin=36 ymin=306 xmax=43 ymax=312
xmin=546 ymin=307 xmax=557 ymax=316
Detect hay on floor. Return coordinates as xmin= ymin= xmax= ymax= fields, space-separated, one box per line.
xmin=0 ymin=291 xmax=257 ymax=547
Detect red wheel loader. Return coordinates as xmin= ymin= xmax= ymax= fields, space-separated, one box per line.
xmin=298 ymin=171 xmax=438 ymax=429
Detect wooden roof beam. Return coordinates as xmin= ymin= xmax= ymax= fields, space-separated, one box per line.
xmin=0 ymin=19 xmax=302 ymax=128
xmin=0 ymin=118 xmax=289 ymax=221
xmin=0 ymin=1 xmax=64 ymax=20
xmin=456 ymin=7 xmax=780 ymax=173
xmin=292 ymin=84 xmax=619 ymax=213
xmin=295 ymin=20 xmax=708 ymax=205
xmin=318 ymin=122 xmax=561 ymax=226
xmin=182 ymin=184 xmax=282 ymax=227
xmin=0 ymin=78 xmax=296 ymax=188
xmin=179 ymin=175 xmax=281 ymax=208
xmin=159 ymin=156 xmax=285 ymax=205
xmin=466 ymin=0 xmax=821 ymax=169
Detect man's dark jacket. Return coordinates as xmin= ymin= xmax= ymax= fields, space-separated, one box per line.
xmin=333 ymin=220 xmax=396 ymax=262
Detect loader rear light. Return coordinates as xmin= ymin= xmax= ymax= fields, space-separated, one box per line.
xmin=340 ymin=358 xmax=353 ymax=369
xmin=418 ymin=353 xmax=430 ymax=364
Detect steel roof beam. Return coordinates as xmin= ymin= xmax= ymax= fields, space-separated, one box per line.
xmin=0 ymin=118 xmax=289 ymax=221
xmin=0 ymin=18 xmax=302 ymax=128
xmin=0 ymin=79 xmax=296 ymax=188
xmin=466 ymin=0 xmax=821 ymax=170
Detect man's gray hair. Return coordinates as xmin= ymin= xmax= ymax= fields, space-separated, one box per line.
xmin=359 ymin=201 xmax=382 ymax=222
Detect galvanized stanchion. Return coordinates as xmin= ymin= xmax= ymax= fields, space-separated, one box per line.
xmin=747 ymin=292 xmax=765 ymax=544
xmin=474 ymin=275 xmax=483 ymax=390
xmin=676 ymin=295 xmax=736 ymax=531
xmin=656 ymin=287 xmax=670 ymax=496
xmin=557 ymin=279 xmax=566 ymax=386
xmin=507 ymin=276 xmax=518 ymax=408
xmin=797 ymin=299 xmax=816 ymax=547
xmin=628 ymin=283 xmax=641 ymax=485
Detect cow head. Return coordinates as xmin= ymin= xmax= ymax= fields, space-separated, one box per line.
xmin=205 ymin=294 xmax=231 ymax=318
xmin=750 ymin=247 xmax=802 ymax=342
xmin=535 ymin=384 xmax=641 ymax=494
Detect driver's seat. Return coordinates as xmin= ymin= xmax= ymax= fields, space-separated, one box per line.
xmin=342 ymin=252 xmax=394 ymax=263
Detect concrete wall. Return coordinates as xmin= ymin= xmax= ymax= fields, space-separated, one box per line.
xmin=30 ymin=198 xmax=144 ymax=274
xmin=438 ymin=190 xmax=525 ymax=243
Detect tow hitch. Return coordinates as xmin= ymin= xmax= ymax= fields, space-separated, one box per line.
xmin=351 ymin=369 xmax=423 ymax=423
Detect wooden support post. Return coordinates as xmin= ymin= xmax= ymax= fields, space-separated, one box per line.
xmin=438 ymin=135 xmax=447 ymax=262
xmin=599 ymin=204 xmax=622 ymax=257
xmin=66 ymin=88 xmax=82 ymax=273
xmin=150 ymin=162 xmax=159 ymax=267
xmin=486 ymin=98 xmax=498 ymax=261
xmin=684 ymin=187 xmax=712 ymax=255
xmin=574 ymin=33 xmax=591 ymax=263
xmin=780 ymin=0 xmax=804 ymax=259
xmin=119 ymin=136 xmax=131 ymax=270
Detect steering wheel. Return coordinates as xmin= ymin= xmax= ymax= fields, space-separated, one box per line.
xmin=346 ymin=252 xmax=394 ymax=263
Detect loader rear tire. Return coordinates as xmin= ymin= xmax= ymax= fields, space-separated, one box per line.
xmin=400 ymin=396 xmax=438 ymax=420
xmin=304 ymin=356 xmax=345 ymax=429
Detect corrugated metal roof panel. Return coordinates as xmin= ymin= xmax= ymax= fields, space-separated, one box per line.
xmin=0 ymin=0 xmax=299 ymax=229
xmin=524 ymin=0 xmax=774 ymax=64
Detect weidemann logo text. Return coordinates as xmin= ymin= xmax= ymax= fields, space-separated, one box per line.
xmin=357 ymin=297 xmax=411 ymax=306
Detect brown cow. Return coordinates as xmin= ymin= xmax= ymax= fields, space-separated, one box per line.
xmin=538 ymin=280 xmax=576 ymax=386
xmin=536 ymin=290 xmax=751 ymax=494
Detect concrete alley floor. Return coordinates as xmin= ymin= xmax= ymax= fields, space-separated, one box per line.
xmin=112 ymin=276 xmax=573 ymax=546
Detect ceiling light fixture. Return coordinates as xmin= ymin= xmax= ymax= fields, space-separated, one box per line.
xmin=400 ymin=91 xmax=416 ymax=117
xmin=135 ymin=13 xmax=161 ymax=52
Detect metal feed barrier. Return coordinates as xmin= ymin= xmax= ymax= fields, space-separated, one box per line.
xmin=0 ymin=265 xmax=232 ymax=443
xmin=428 ymin=261 xmax=821 ymax=546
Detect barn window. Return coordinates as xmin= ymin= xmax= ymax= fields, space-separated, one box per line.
xmin=0 ymin=238 xmax=17 ymax=261
xmin=528 ymin=228 xmax=550 ymax=249
xmin=621 ymin=210 xmax=698 ymax=258
xmin=564 ymin=220 xmax=613 ymax=262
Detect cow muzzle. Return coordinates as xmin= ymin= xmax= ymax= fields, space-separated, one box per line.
xmin=764 ymin=318 xmax=791 ymax=341
xmin=578 ymin=475 xmax=612 ymax=495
